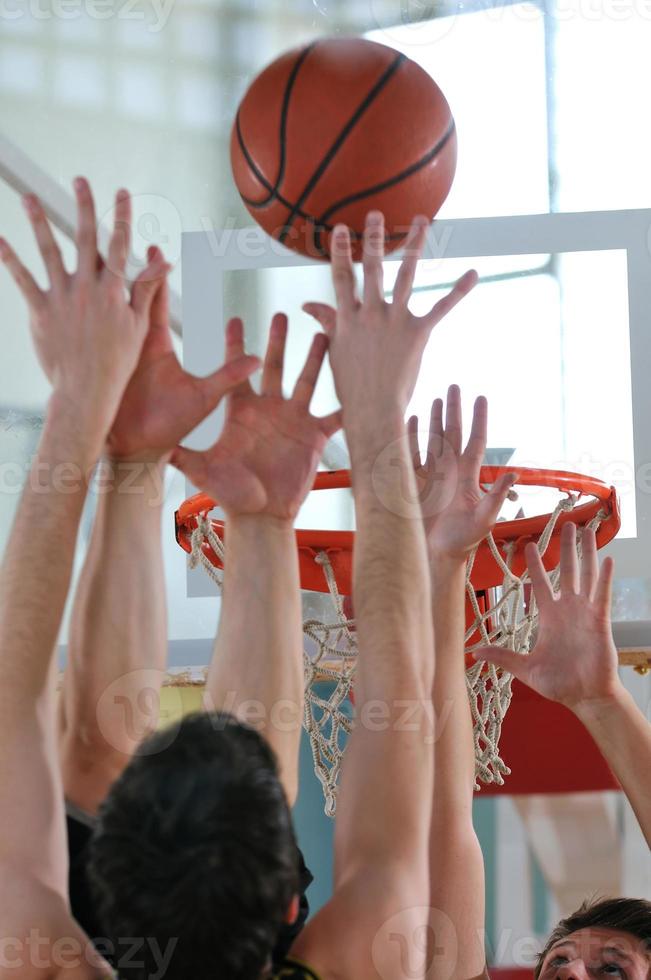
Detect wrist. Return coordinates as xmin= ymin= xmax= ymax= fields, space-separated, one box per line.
xmin=429 ymin=551 xmax=467 ymax=574
xmin=93 ymin=457 xmax=167 ymax=513
xmin=105 ymin=448 xmax=171 ymax=466
xmin=44 ymin=391 xmax=104 ymax=470
xmin=226 ymin=513 xmax=295 ymax=535
xmin=346 ymin=413 xmax=406 ymax=469
xmin=428 ymin=553 xmax=467 ymax=598
xmin=572 ymin=681 xmax=631 ymax=725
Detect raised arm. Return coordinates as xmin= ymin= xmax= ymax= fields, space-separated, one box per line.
xmin=478 ymin=522 xmax=651 ymax=848
xmin=59 ymin=243 xmax=259 ymax=816
xmin=409 ymin=387 xmax=515 ymax=980
xmin=0 ymin=182 xmax=163 ymax=954
xmin=172 ymin=315 xmax=341 ymax=805
xmin=294 ymin=213 xmax=478 ymax=980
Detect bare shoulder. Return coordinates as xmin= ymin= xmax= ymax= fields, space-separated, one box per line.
xmin=0 ymin=868 xmax=108 ymax=980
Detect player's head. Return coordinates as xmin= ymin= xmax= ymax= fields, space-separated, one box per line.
xmin=87 ymin=711 xmax=300 ymax=980
xmin=535 ymin=897 xmax=651 ymax=979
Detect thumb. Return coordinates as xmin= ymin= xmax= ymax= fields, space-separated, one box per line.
xmin=472 ymin=645 xmax=528 ymax=679
xmin=476 ymin=472 xmax=518 ymax=530
xmin=318 ymin=408 xmax=344 ymax=439
xmin=302 ymin=302 xmax=337 ymax=334
xmin=131 ymin=257 xmax=170 ymax=319
xmin=197 ymin=354 xmax=261 ymax=412
xmin=170 ymin=444 xmax=208 ymax=491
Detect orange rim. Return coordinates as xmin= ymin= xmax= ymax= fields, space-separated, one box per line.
xmin=175 ymin=467 xmax=620 ymax=594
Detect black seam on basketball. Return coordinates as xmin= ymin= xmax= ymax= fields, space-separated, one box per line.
xmin=317 ymin=118 xmax=457 ymax=226
xmin=236 ymin=113 xmax=275 ymax=198
xmin=276 ymin=44 xmax=316 ymax=199
xmin=238 ymin=177 xmax=405 ymax=243
xmin=278 ymin=52 xmax=408 ymax=244
xmin=238 ymin=160 xmax=309 ymax=217
xmin=236 ymin=42 xmax=316 ymax=208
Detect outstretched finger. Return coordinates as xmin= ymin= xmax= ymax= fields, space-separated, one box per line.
xmin=362 ymin=211 xmax=385 ymax=307
xmin=146 ymin=247 xmax=173 ymax=351
xmin=464 ymin=395 xmax=488 ymax=478
xmin=444 ymin=384 xmax=462 ymax=456
xmin=302 ymin=301 xmax=337 ymax=334
xmin=224 ymin=317 xmax=254 ymax=399
xmin=170 ymin=444 xmax=208 ymax=491
xmin=0 ymin=237 xmax=43 ymax=308
xmin=197 ymin=354 xmax=262 ymax=418
xmin=261 ymin=313 xmax=288 ymax=397
xmin=392 ymin=214 xmax=429 ymax=307
xmin=559 ymin=521 xmax=579 ymax=595
xmin=74 ymin=177 xmax=98 ymax=279
xmin=131 ymin=255 xmax=169 ymax=319
xmin=106 ymin=188 xmax=131 ymax=285
xmin=580 ymin=526 xmax=599 ymax=601
xmin=594 ymin=555 xmax=615 ymax=619
xmin=475 ymin=471 xmax=517 ymax=535
xmin=427 ymin=397 xmax=444 ymax=459
xmin=330 ymin=224 xmax=357 ymax=312
xmin=225 ymin=316 xmax=245 ymax=360
xmin=22 ymin=194 xmax=67 ymax=290
xmin=407 ymin=415 xmax=421 ymax=469
xmin=293 ymin=331 xmax=328 ymax=407
xmin=524 ymin=540 xmax=555 ymax=608
xmin=421 ymin=268 xmax=478 ymax=331
xmin=471 ymin=644 xmax=529 ymax=681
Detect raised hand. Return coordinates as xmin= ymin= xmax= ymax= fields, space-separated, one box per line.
xmin=304 ymin=211 xmax=477 ymax=444
xmin=409 ymin=385 xmax=516 ymax=560
xmin=475 ymin=522 xmax=621 ymax=710
xmin=171 ymin=315 xmax=342 ymax=520
xmin=107 ymin=246 xmax=260 ymax=461
xmin=0 ymin=179 xmax=165 ymax=456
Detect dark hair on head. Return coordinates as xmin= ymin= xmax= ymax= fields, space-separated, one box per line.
xmin=535 ymin=896 xmax=651 ymax=977
xmin=87 ymin=711 xmax=299 ymax=980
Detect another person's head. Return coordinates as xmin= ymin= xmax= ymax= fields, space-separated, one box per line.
xmin=535 ymin=897 xmax=651 ymax=979
xmin=88 ymin=712 xmax=300 ymax=980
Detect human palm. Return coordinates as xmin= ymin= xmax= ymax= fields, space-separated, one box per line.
xmin=409 ymin=386 xmax=516 ymax=560
xmin=172 ymin=315 xmax=342 ymax=520
xmin=0 ymin=183 xmax=170 ymax=443
xmin=476 ymin=523 xmax=620 ymax=709
xmin=303 ymin=215 xmax=478 ymax=425
xmin=521 ymin=590 xmax=617 ymax=707
xmin=108 ymin=249 xmax=259 ymax=460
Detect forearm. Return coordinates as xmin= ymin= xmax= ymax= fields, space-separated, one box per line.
xmin=60 ymin=458 xmax=167 ymax=761
xmin=334 ymin=424 xmax=434 ymax=876
xmin=574 ymin=684 xmax=651 ymax=847
xmin=350 ymin=424 xmax=434 ymax=699
xmin=0 ymin=395 xmax=97 ymax=707
xmin=429 ymin=557 xmax=476 ymax=827
xmin=206 ymin=515 xmax=303 ymax=804
xmin=428 ymin=557 xmax=487 ymax=980
xmin=0 ymin=397 xmax=97 ymax=879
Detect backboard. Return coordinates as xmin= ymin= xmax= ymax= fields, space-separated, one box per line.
xmin=181 ymin=208 xmax=651 ymax=652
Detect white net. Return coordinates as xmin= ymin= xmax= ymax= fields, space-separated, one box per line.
xmin=186 ymin=493 xmax=607 ymax=816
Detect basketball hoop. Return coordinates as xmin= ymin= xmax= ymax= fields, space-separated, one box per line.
xmin=175 ymin=467 xmax=620 ymax=816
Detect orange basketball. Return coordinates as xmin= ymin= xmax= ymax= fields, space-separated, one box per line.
xmin=230 ymin=37 xmax=457 ymax=261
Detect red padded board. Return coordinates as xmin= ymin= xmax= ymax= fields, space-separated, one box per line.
xmin=478 ymin=679 xmax=620 ymax=796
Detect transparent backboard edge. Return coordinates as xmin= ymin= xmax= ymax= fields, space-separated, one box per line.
xmin=182 ymin=209 xmax=651 ymax=597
